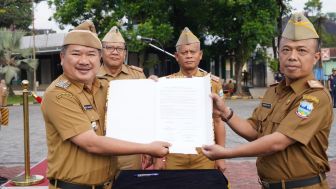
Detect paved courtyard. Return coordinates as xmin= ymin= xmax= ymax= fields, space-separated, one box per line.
xmin=0 ymin=99 xmax=335 ymax=188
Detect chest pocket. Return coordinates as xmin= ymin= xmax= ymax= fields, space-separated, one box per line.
xmin=255 ymin=101 xmax=274 ymax=134
xmin=75 ymin=94 xmax=102 ymax=133
xmin=256 ymin=102 xmax=273 ymax=122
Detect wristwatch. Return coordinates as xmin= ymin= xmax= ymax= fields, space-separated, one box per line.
xmin=220 ymin=107 xmax=234 ymax=122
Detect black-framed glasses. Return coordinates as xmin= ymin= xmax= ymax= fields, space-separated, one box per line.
xmin=103 ymin=46 xmax=126 ymax=53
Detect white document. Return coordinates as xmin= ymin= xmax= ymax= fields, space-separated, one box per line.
xmin=105 ymin=74 xmax=214 ymax=154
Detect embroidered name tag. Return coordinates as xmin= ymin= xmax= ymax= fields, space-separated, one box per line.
xmin=262 ymin=103 xmax=272 ymax=109
xmin=83 ymin=105 xmax=93 ymax=110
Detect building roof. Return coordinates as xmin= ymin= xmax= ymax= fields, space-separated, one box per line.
xmin=20 ymin=33 xmax=67 ymax=54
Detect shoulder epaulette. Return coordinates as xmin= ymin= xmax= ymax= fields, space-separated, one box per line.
xmin=55 ymin=80 xmax=71 ymax=89
xmin=129 ymin=65 xmax=143 ymax=72
xmin=307 ymin=80 xmax=324 ymax=89
xmin=210 ymin=74 xmax=220 ymax=82
xmin=269 ymin=82 xmax=279 ymax=87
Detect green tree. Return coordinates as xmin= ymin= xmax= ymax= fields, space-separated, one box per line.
xmin=49 ymin=0 xmax=282 ymax=94
xmin=304 ymin=0 xmax=336 ymax=48
xmin=0 ymin=1 xmax=38 ymax=31
xmin=326 ymin=12 xmax=336 ymax=22
xmin=207 ymin=0 xmax=278 ymax=94
xmin=0 ymin=28 xmax=38 ymax=95
xmin=304 ymin=0 xmax=322 ymax=17
xmin=49 ymin=0 xmax=174 ymax=68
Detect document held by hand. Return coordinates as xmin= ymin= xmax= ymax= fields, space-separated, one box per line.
xmin=105 ymin=74 xmax=214 ymax=154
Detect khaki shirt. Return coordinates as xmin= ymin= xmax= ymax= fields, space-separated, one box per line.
xmin=248 ymin=74 xmax=332 ymax=181
xmin=97 ymin=64 xmax=146 ymax=81
xmin=167 ymin=69 xmax=224 ymax=97
xmin=97 ymin=64 xmax=145 ymax=171
xmin=41 ymin=74 xmax=116 ymax=185
xmin=164 ymin=69 xmax=224 ymax=169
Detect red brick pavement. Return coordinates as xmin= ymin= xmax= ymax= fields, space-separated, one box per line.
xmin=1 ymin=160 xmax=336 ymax=188
xmin=225 ymin=159 xmax=336 ymax=188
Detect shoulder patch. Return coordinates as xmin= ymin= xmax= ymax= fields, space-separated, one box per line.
xmin=210 ymin=74 xmax=220 ymax=82
xmin=218 ymin=89 xmax=224 ymax=97
xmin=307 ymin=80 xmax=324 ymax=89
xmin=56 ymin=93 xmax=73 ymax=99
xmin=296 ymin=99 xmax=314 ymax=119
xmin=55 ymin=80 xmax=71 ymax=89
xmin=129 ymin=65 xmax=143 ymax=72
xmin=302 ymin=94 xmax=319 ymax=104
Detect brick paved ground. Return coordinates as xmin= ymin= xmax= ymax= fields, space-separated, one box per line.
xmin=1 ymin=101 xmax=336 ymax=188
xmin=224 ymin=159 xmax=336 ymax=189
xmin=1 ymin=159 xmax=335 ymax=188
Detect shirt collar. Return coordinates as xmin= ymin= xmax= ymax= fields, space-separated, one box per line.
xmin=61 ymin=74 xmax=102 ymax=94
xmin=177 ymin=69 xmax=205 ymax=77
xmin=98 ymin=64 xmax=129 ymax=78
xmin=276 ymin=73 xmax=315 ymax=95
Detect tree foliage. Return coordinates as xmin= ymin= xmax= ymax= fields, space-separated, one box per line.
xmin=205 ymin=0 xmax=278 ymax=94
xmin=304 ymin=0 xmax=336 ymax=48
xmin=0 ymin=28 xmax=38 ymax=95
xmin=49 ymin=0 xmax=281 ymax=94
xmin=0 ymin=1 xmax=35 ymax=30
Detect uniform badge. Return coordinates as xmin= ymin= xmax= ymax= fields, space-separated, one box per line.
xmin=91 ymin=121 xmax=98 ymax=131
xmin=262 ymin=103 xmax=272 ymax=109
xmin=296 ymin=100 xmax=314 ymax=119
xmin=55 ymin=80 xmax=71 ymax=89
xmin=218 ymin=89 xmax=224 ymax=97
xmin=83 ymin=105 xmax=93 ymax=110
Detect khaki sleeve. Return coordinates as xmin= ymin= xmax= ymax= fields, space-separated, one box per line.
xmin=277 ymin=90 xmax=332 ymax=145
xmin=211 ymin=81 xmax=224 ymax=99
xmin=247 ymin=107 xmax=260 ymax=131
xmin=42 ymin=91 xmax=91 ymax=141
xmin=139 ymin=72 xmax=146 ymax=79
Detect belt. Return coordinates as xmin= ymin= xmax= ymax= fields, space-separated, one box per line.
xmin=49 ymin=179 xmax=111 ymax=189
xmin=260 ymin=173 xmax=326 ymax=189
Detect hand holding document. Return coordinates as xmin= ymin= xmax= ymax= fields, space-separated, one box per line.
xmin=105 ymin=75 xmax=214 ymax=154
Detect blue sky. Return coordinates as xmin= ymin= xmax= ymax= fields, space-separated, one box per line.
xmin=34 ymin=0 xmax=336 ymax=33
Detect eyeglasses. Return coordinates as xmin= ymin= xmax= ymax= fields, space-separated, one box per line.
xmin=103 ymin=46 xmax=126 ymax=53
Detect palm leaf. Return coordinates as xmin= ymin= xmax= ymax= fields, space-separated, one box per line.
xmin=16 ymin=59 xmax=39 ymax=71
xmin=0 ymin=65 xmax=20 ymax=84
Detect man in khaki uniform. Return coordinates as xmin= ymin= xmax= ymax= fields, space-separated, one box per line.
xmin=97 ymin=26 xmax=145 ymax=171
xmin=153 ymin=27 xmax=226 ymax=173
xmin=202 ymin=13 xmax=332 ymax=188
xmin=98 ymin=26 xmax=145 ymax=81
xmin=41 ymin=20 xmax=170 ymax=189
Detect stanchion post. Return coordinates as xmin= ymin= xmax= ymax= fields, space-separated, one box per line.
xmin=11 ymin=80 xmax=44 ymax=186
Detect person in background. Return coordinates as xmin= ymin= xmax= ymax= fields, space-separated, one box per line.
xmin=98 ymin=26 xmax=145 ymax=81
xmin=41 ymin=20 xmax=170 ymax=189
xmin=202 ymin=12 xmax=332 ymax=188
xmin=226 ymin=80 xmax=235 ymax=96
xmin=97 ymin=26 xmax=146 ymax=172
xmin=328 ymin=68 xmax=336 ymax=108
xmin=153 ymin=27 xmax=226 ymax=173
